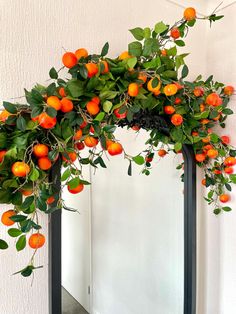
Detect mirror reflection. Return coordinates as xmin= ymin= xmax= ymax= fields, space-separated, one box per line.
xmin=62 ymin=128 xmax=184 ymax=314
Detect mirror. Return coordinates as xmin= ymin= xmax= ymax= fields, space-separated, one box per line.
xmin=61 ymin=127 xmax=184 ymax=314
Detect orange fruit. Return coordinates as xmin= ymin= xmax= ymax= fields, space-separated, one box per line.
xmin=33 ymin=144 xmax=49 ymax=158
xmin=38 ymin=157 xmax=52 ymax=170
xmin=131 ymin=125 xmax=140 ymax=131
xmin=114 ymin=106 xmax=128 ymax=119
xmin=138 ymin=72 xmax=147 ymax=85
xmin=164 ymin=106 xmax=175 ymax=115
xmin=200 ymin=104 xmax=205 ymax=112
xmin=145 ymin=155 xmax=153 ymax=163
xmin=46 ymin=96 xmax=61 ymax=111
xmin=201 ymin=119 xmax=210 ymax=125
xmin=219 ymin=194 xmax=230 ymax=203
xmin=62 ymin=151 xmax=77 ymax=163
xmin=1 ymin=210 xmax=16 ymax=226
xmin=194 ymin=87 xmax=204 ymax=97
xmin=221 ymin=135 xmax=230 ymax=145
xmin=74 ymin=129 xmax=83 ymax=141
xmin=163 ymin=84 xmax=178 ymax=96
xmin=58 ymin=87 xmax=66 ymax=97
xmin=80 ymin=120 xmax=87 ymax=129
xmin=201 ymin=179 xmax=206 ymax=186
xmin=68 ymin=183 xmax=84 ymax=194
xmin=170 ymin=28 xmax=180 ymax=39
xmin=75 ymin=48 xmax=88 ymax=60
xmin=161 ymin=49 xmax=167 ymax=56
xmin=184 ymin=7 xmax=196 ymax=21
xmin=225 ymin=167 xmax=234 ymax=174
xmin=174 ymin=97 xmax=182 ymax=105
xmin=214 ymin=169 xmax=222 ymax=175
xmin=75 ymin=142 xmax=85 ymax=151
xmin=101 ymin=139 xmax=114 ymax=150
xmin=171 ymin=114 xmax=183 ymax=126
xmin=192 ymin=131 xmax=199 ymax=136
xmin=85 ymin=63 xmax=99 ymax=78
xmin=158 ymin=149 xmax=167 ymax=157
xmin=224 ymin=156 xmax=236 ymax=166
xmin=202 ymin=136 xmax=210 ymax=143
xmin=203 ymin=144 xmax=213 ymax=152
xmin=38 ymin=112 xmax=57 ymax=129
xmin=213 ymin=113 xmax=221 ymax=121
xmin=60 ymin=97 xmax=74 ymax=113
xmin=147 ymin=78 xmax=161 ymax=96
xmin=195 ymin=153 xmax=206 ymax=162
xmin=62 ymin=52 xmax=77 ymax=68
xmin=100 ymin=60 xmax=109 ymax=74
xmin=84 ymin=136 xmax=99 ymax=147
xmin=47 ymin=196 xmax=55 ymax=205
xmin=0 ymin=110 xmax=11 ymax=122
xmin=12 ymin=162 xmax=30 ymax=177
xmin=118 ymin=51 xmax=132 ymax=60
xmin=29 ymin=233 xmax=45 ymax=249
xmin=0 ymin=150 xmax=7 ymax=163
xmin=91 ymin=96 xmax=100 ymax=105
xmin=86 ymin=101 xmax=100 ymax=115
xmin=107 ymin=142 xmax=123 ymax=156
xmin=224 ymin=85 xmax=234 ymax=96
xmin=207 ymin=149 xmax=218 ymax=159
xmin=128 ymin=83 xmax=139 ymax=97
xmin=206 ymin=93 xmax=222 ymax=106
xmin=21 ymin=189 xmax=33 ymax=196
xmin=174 ymin=82 xmax=184 ymax=90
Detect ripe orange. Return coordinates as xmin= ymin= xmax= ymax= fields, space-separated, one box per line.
xmin=147 ymin=78 xmax=161 ymax=96
xmin=12 ymin=162 xmax=30 ymax=177
xmin=21 ymin=189 xmax=33 ymax=196
xmin=138 ymin=72 xmax=147 ymax=85
xmin=1 ymin=210 xmax=16 ymax=226
xmin=171 ymin=114 xmax=183 ymax=126
xmin=38 ymin=112 xmax=57 ymax=129
xmin=91 ymin=96 xmax=100 ymax=105
xmin=174 ymin=82 xmax=184 ymax=90
xmin=80 ymin=120 xmax=87 ymax=129
xmin=214 ymin=169 xmax=222 ymax=175
xmin=184 ymin=7 xmax=196 ymax=21
xmin=47 ymin=196 xmax=55 ymax=205
xmin=163 ymin=84 xmax=178 ymax=96
xmin=224 ymin=85 xmax=234 ymax=96
xmin=194 ymin=87 xmax=204 ymax=97
xmin=84 ymin=136 xmax=99 ymax=147
xmin=203 ymin=144 xmax=213 ymax=152
xmin=158 ymin=149 xmax=167 ymax=157
xmin=75 ymin=48 xmax=88 ymax=60
xmin=192 ymin=131 xmax=199 ymax=136
xmin=225 ymin=167 xmax=234 ymax=174
xmin=62 ymin=151 xmax=77 ymax=163
xmin=107 ymin=142 xmax=123 ymax=156
xmin=58 ymin=87 xmax=66 ymax=97
xmin=131 ymin=125 xmax=140 ymax=131
xmin=145 ymin=155 xmax=153 ymax=163
xmin=161 ymin=49 xmax=167 ymax=56
xmin=174 ymin=97 xmax=182 ymax=105
xmin=100 ymin=61 xmax=109 ymax=74
xmin=201 ymin=119 xmax=210 ymax=125
xmin=47 ymin=96 xmax=61 ymax=111
xmin=74 ymin=129 xmax=83 ymax=141
xmin=202 ymin=136 xmax=211 ymax=143
xmin=195 ymin=153 xmax=206 ymax=162
xmin=62 ymin=52 xmax=77 ymax=68
xmin=201 ymin=179 xmax=206 ymax=186
xmin=128 ymin=83 xmax=139 ymax=97
xmin=219 ymin=194 xmax=230 ymax=203
xmin=29 ymin=233 xmax=45 ymax=249
xmin=0 ymin=150 xmax=7 ymax=163
xmin=213 ymin=113 xmax=221 ymax=121
xmin=85 ymin=63 xmax=99 ymax=78
xmin=164 ymin=106 xmax=175 ymax=115
xmin=114 ymin=106 xmax=128 ymax=119
xmin=170 ymin=28 xmax=180 ymax=39
xmin=207 ymin=149 xmax=218 ymax=159
xmin=200 ymin=104 xmax=205 ymax=112
xmin=86 ymin=101 xmax=100 ymax=115
xmin=0 ymin=110 xmax=11 ymax=122
xmin=206 ymin=93 xmax=222 ymax=106
xmin=38 ymin=157 xmax=52 ymax=170
xmin=60 ymin=97 xmax=74 ymax=113
xmin=75 ymin=142 xmax=85 ymax=150
xmin=118 ymin=51 xmax=132 ymax=60
xmin=68 ymin=183 xmax=84 ymax=194
xmin=33 ymin=144 xmax=49 ymax=158
xmin=221 ymin=135 xmax=230 ymax=145
xmin=224 ymin=156 xmax=236 ymax=166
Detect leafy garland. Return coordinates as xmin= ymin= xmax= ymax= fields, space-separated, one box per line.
xmin=0 ymin=8 xmax=235 ymax=277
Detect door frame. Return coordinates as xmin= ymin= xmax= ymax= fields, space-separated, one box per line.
xmin=49 ymin=144 xmax=196 ymax=314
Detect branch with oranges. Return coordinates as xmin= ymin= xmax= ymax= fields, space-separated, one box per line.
xmin=0 ymin=7 xmax=235 ymax=277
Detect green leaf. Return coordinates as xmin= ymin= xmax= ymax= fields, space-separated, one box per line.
xmin=49 ymin=67 xmax=58 ymax=79
xmin=8 ymin=228 xmax=22 ymax=237
xmin=214 ymin=208 xmax=221 ymax=215
xmin=127 ymin=57 xmax=137 ymax=69
xmin=128 ymin=41 xmax=142 ymax=57
xmin=94 ymin=156 xmax=107 ymax=168
xmin=222 ymin=108 xmax=233 ymax=115
xmin=16 ymin=235 xmax=26 ymax=251
xmin=128 ymin=160 xmax=132 ymax=176
xmin=129 ymin=27 xmax=144 ymax=40
xmin=142 ymin=38 xmax=159 ymax=56
xmin=181 ymin=65 xmax=189 ymax=79
xmin=222 ymin=206 xmax=232 ymax=212
xmin=103 ymin=100 xmax=113 ymax=113
xmin=175 ymin=40 xmax=185 ymax=47
xmin=143 ymin=27 xmax=151 ymax=39
xmin=167 ymin=46 xmax=177 ymax=56
xmin=61 ymin=168 xmax=71 ymax=181
xmin=16 ymin=116 xmax=26 ymax=131
xmin=101 ymin=42 xmax=109 ymax=56
xmin=78 ymin=65 xmax=88 ymax=79
xmin=229 ymin=174 xmax=236 ymax=184
xmin=68 ymin=177 xmax=80 ymax=189
xmin=21 ymin=196 xmax=34 ymax=210
xmin=66 ymin=79 xmax=84 ymax=97
xmin=21 ymin=266 xmax=34 ymax=277
xmin=0 ymin=239 xmax=8 ymax=250
xmin=10 ymin=215 xmax=27 ymax=222
xmin=31 ymin=106 xmax=43 ymax=118
xmin=29 ymin=168 xmax=39 ymax=181
xmin=132 ymin=155 xmax=145 ymax=165
xmin=94 ymin=112 xmax=105 ymax=121
xmin=143 ymin=57 xmax=161 ymax=69
xmin=174 ymin=142 xmax=182 ymax=152
xmin=99 ymin=90 xmax=119 ymax=100
xmin=3 ymin=101 xmax=17 ymax=114
xmin=46 ymin=106 xmax=57 ymax=118
xmin=154 ymin=21 xmax=168 ymax=34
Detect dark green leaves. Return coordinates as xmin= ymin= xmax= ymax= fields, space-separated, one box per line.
xmin=16 ymin=116 xmax=27 ymax=131
xmin=49 ymin=67 xmax=58 ymax=79
xmin=16 ymin=235 xmax=26 ymax=251
xmin=101 ymin=42 xmax=109 ymax=56
xmin=3 ymin=101 xmax=17 ymax=114
xmin=8 ymin=228 xmax=22 ymax=237
xmin=128 ymin=41 xmax=142 ymax=57
xmin=94 ymin=156 xmax=106 ymax=168
xmin=0 ymin=239 xmax=8 ymax=250
xmin=66 ymin=79 xmax=84 ymax=97
xmin=181 ymin=65 xmax=189 ymax=79
xmin=129 ymin=27 xmax=144 ymax=40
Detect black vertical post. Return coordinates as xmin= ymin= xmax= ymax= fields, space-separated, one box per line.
xmin=182 ymin=144 xmax=197 ymax=314
xmin=48 ymin=159 xmax=62 ymax=314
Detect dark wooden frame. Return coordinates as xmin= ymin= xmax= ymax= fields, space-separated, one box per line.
xmin=49 ymin=144 xmax=196 ymax=314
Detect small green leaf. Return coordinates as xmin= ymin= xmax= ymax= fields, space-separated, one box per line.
xmin=61 ymin=168 xmax=71 ymax=181
xmin=46 ymin=107 xmax=57 ymax=118
xmin=129 ymin=27 xmax=144 ymax=40
xmin=21 ymin=265 xmax=34 ymax=277
xmin=128 ymin=161 xmax=132 ymax=176
xmin=94 ymin=156 xmax=107 ymax=168
xmin=103 ymin=100 xmax=113 ymax=113
xmin=128 ymin=41 xmax=142 ymax=57
xmin=29 ymin=168 xmax=40 ymax=181
xmin=68 ymin=177 xmax=80 ymax=189
xmin=154 ymin=21 xmax=168 ymax=34
xmin=181 ymin=65 xmax=189 ymax=79
xmin=143 ymin=27 xmax=151 ymax=39
xmin=229 ymin=174 xmax=236 ymax=184
xmin=213 ymin=208 xmax=221 ymax=215
xmin=21 ymin=196 xmax=34 ymax=210
xmin=94 ymin=112 xmax=105 ymax=121
xmin=174 ymin=142 xmax=182 ymax=152
xmin=3 ymin=101 xmax=17 ymax=114
xmin=222 ymin=206 xmax=232 ymax=212
xmin=132 ymin=155 xmax=145 ymax=165
xmin=79 ymin=65 xmax=88 ymax=79
xmin=16 ymin=235 xmax=26 ymax=251
xmin=16 ymin=116 xmax=27 ymax=131
xmin=127 ymin=57 xmax=137 ymax=69
xmin=0 ymin=239 xmax=8 ymax=250
xmin=101 ymin=42 xmax=109 ymax=56
xmin=175 ymin=40 xmax=185 ymax=47
xmin=10 ymin=215 xmax=27 ymax=222
xmin=8 ymin=228 xmax=22 ymax=237
xmin=49 ymin=67 xmax=58 ymax=79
